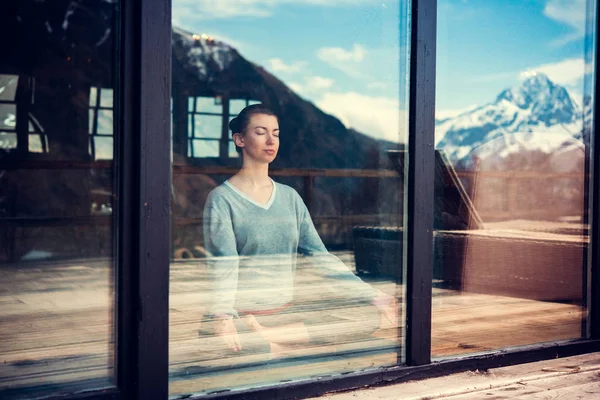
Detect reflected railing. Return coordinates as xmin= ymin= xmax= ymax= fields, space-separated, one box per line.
xmin=0 ymin=159 xmax=590 ymax=244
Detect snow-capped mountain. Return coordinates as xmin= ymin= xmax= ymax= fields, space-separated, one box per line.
xmin=436 ymin=73 xmax=585 ymax=168
xmin=172 ymin=27 xmax=238 ymax=80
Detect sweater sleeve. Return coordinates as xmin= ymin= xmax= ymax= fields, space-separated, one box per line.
xmin=295 ymin=193 xmax=379 ymax=302
xmin=203 ymin=196 xmax=239 ymax=317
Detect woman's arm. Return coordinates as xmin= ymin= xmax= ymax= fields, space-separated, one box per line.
xmin=203 ymin=200 xmax=240 ymax=318
xmin=295 ymin=193 xmax=380 ymax=302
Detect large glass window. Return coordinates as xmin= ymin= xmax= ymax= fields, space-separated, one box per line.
xmin=0 ymin=1 xmax=119 ymax=398
xmin=432 ymin=0 xmax=596 ymax=358
xmin=169 ymin=1 xmax=410 ymax=396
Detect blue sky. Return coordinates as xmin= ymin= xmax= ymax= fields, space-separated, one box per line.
xmin=172 ymin=0 xmax=593 ymax=142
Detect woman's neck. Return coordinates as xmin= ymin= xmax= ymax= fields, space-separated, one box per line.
xmin=235 ymin=160 xmax=270 ymax=187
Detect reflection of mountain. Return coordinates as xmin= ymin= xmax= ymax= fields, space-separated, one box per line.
xmin=436 ymin=74 xmax=588 ymax=223
xmin=172 ymin=27 xmax=399 ymax=170
xmin=436 ymin=73 xmax=584 ymax=170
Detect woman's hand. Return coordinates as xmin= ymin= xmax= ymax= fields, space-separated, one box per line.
xmin=373 ymin=293 xmax=399 ymax=329
xmin=214 ymin=317 xmax=242 ymax=352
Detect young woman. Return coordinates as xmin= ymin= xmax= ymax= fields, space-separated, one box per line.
xmin=201 ymin=104 xmax=397 ymax=355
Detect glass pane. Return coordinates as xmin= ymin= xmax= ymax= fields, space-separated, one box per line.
xmin=432 ymin=0 xmax=594 ymax=358
xmin=94 ymin=137 xmax=114 ymax=160
xmin=0 ymin=74 xmax=19 ymax=101
xmin=28 ymin=134 xmax=44 ymax=153
xmin=170 ymin=0 xmax=410 ymax=396
xmin=1 ymin=1 xmax=119 ymax=398
xmin=100 ymin=88 xmax=113 ymax=108
xmin=191 ymin=139 xmax=219 ymax=157
xmin=89 ymin=109 xmax=95 ymax=133
xmin=90 ymin=86 xmax=98 ymax=107
xmin=228 ymin=140 xmax=239 ymax=158
xmin=195 ymin=96 xmax=223 ymax=114
xmin=229 ymin=99 xmax=247 ymax=115
xmin=193 ymin=114 xmax=221 ymax=139
xmin=97 ymin=110 xmax=113 ymax=134
xmin=1 ymin=104 xmax=16 ymax=130
xmin=0 ymin=131 xmax=17 ymax=149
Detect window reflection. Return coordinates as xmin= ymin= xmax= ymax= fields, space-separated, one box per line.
xmin=185 ymin=96 xmax=258 ymax=159
xmin=1 ymin=0 xmax=118 ymax=398
xmin=170 ymin=1 xmax=410 ymax=396
xmin=433 ymin=1 xmax=594 ymax=358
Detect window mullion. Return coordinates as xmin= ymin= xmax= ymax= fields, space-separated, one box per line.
xmin=405 ymin=0 xmax=437 ymax=366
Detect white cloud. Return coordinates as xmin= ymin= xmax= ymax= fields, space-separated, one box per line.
xmin=317 ymin=44 xmax=367 ymax=77
xmin=307 ymin=76 xmax=334 ymax=90
xmin=543 ymin=0 xmax=588 ymax=46
xmin=317 ymin=44 xmax=367 ymax=63
xmin=317 ymin=91 xmax=405 ymax=142
xmin=519 ymin=58 xmax=587 ymax=86
xmin=288 ymin=82 xmax=304 ymax=93
xmin=267 ymin=58 xmax=307 ymax=74
xmin=173 ymin=0 xmax=379 ymax=20
xmin=286 ymin=76 xmax=334 ymax=96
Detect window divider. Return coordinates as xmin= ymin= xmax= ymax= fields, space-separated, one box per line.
xmin=590 ymin=0 xmax=600 ymax=339
xmin=405 ymin=0 xmax=437 ymax=366
xmin=117 ymin=0 xmax=172 ymax=399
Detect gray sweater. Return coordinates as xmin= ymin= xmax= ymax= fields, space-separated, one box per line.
xmin=202 ymin=180 xmax=378 ymax=316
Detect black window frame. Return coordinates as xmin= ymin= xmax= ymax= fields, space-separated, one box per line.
xmin=8 ymin=0 xmax=600 ymax=399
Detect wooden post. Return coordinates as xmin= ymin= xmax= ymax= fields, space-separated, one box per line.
xmin=304 ymin=175 xmax=314 ymax=213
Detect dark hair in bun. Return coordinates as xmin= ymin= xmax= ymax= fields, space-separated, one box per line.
xmin=229 ymin=104 xmax=278 ymax=154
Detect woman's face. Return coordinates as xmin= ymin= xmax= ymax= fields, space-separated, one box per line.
xmin=234 ymin=113 xmax=280 ymax=163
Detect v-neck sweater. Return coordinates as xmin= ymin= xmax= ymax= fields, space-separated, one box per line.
xmin=202 ymin=180 xmax=378 ymax=316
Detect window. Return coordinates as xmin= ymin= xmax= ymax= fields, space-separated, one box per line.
xmin=89 ymin=86 xmax=114 ymax=160
xmin=0 ymin=74 xmax=48 ymax=154
xmin=0 ymin=1 xmax=119 ymax=398
xmin=432 ymin=0 xmax=595 ymax=358
xmin=169 ymin=1 xmax=410 ymax=396
xmin=187 ymin=96 xmax=259 ymax=158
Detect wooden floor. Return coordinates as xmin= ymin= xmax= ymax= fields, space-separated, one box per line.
xmin=319 ymin=352 xmax=600 ymax=399
xmin=0 ymin=252 xmax=585 ymax=399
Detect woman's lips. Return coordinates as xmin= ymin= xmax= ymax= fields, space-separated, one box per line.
xmin=264 ymin=149 xmax=276 ymax=155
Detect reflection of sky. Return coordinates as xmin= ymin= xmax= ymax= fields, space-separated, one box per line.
xmin=0 ymin=132 xmax=16 ymax=149
xmin=190 ymin=139 xmax=219 ymax=157
xmin=0 ymin=75 xmax=18 ymax=101
xmin=192 ymin=114 xmax=221 ymax=139
xmin=0 ymin=104 xmax=16 ymax=130
xmin=172 ymin=0 xmax=592 ymax=140
xmin=94 ymin=137 xmax=113 ymax=160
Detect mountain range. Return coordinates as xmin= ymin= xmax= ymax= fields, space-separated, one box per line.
xmin=435 ymin=73 xmax=587 ymax=172
xmin=173 ymin=26 xmax=586 ymax=175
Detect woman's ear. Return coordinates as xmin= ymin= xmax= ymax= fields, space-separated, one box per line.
xmin=232 ymin=133 xmax=244 ymax=148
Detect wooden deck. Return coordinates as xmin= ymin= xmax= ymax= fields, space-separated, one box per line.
xmin=0 ymin=252 xmax=584 ymax=399
xmin=319 ymin=352 xmax=600 ymax=399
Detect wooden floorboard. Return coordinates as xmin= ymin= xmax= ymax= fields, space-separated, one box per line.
xmin=0 ymin=253 xmax=586 ymax=397
xmin=319 ymin=353 xmax=600 ymax=399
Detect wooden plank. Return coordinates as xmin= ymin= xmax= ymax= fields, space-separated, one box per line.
xmin=0 ymin=253 xmax=587 ymax=395
xmin=319 ymin=353 xmax=600 ymax=399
